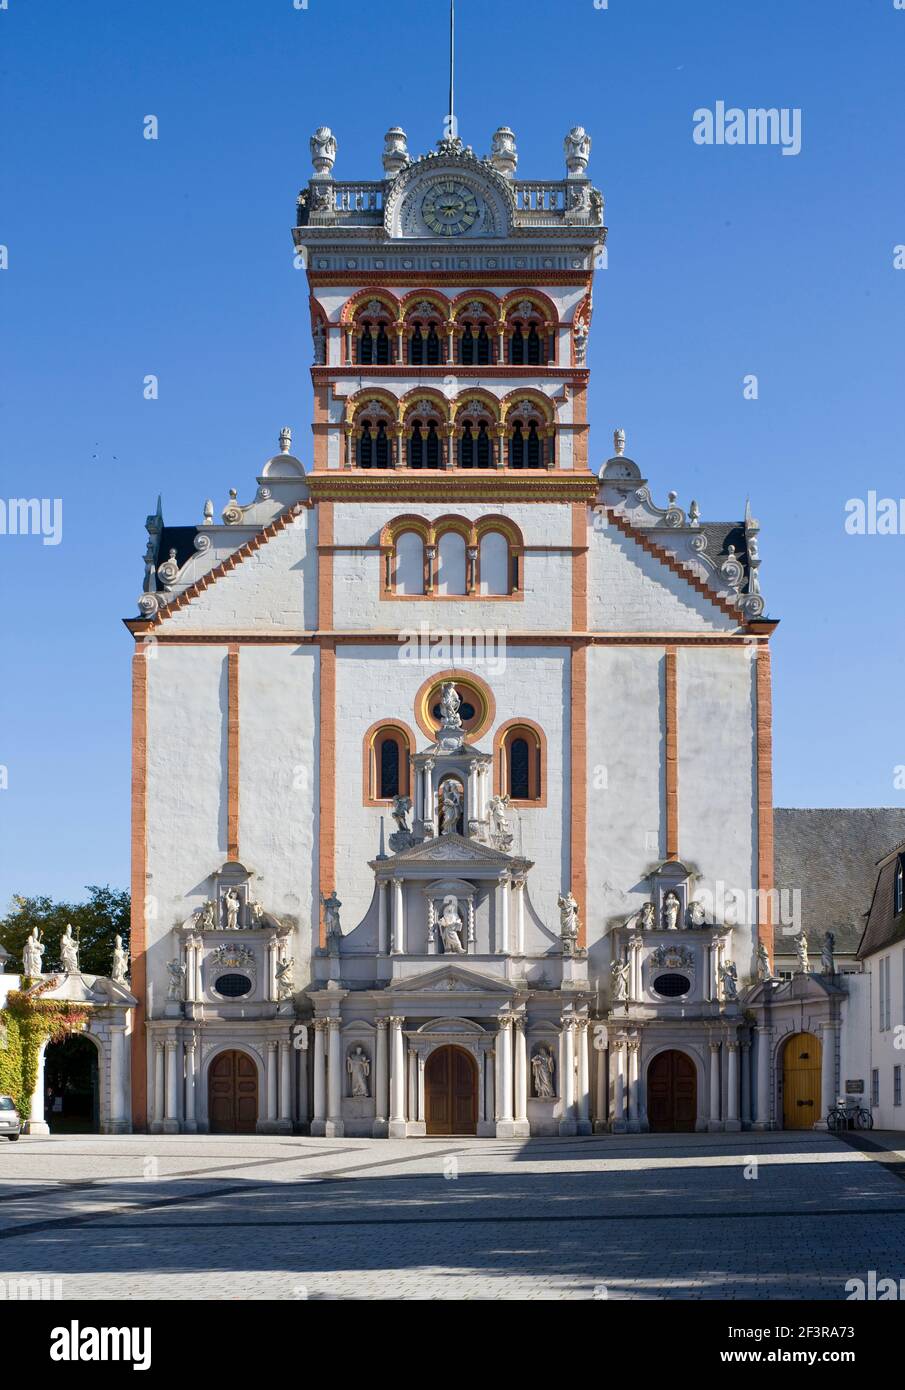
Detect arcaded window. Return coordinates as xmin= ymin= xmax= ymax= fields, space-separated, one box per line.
xmin=496 ymin=720 xmax=546 ymax=805
xmin=479 ymin=531 xmax=509 ymax=595
xmin=436 ymin=530 xmax=467 ymax=595
xmin=364 ymin=722 xmax=413 ymax=805
xmin=395 ymin=530 xmax=425 ymax=595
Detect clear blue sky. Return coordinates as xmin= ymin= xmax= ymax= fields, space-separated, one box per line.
xmin=1 ymin=0 xmax=903 ymax=904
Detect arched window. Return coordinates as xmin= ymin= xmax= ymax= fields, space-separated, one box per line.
xmin=527 ymin=420 xmax=541 ymax=468
xmin=410 ymin=324 xmax=424 ymax=365
xmin=359 ymin=420 xmax=373 ymax=468
xmin=436 ymin=531 xmax=467 ymax=595
xmin=526 ymin=325 xmax=542 ymax=365
xmin=507 ymin=404 xmax=548 ymax=469
xmin=375 ymin=420 xmax=390 ymax=468
xmin=510 ymin=420 xmax=525 ymax=468
xmin=896 ymin=860 xmax=904 ymax=916
xmin=365 ymin=722 xmax=413 ymax=806
xmin=425 ymin=325 xmax=442 ymax=365
xmin=496 ymin=721 xmax=545 ymax=804
xmin=460 ymin=421 xmax=475 ymax=469
xmin=510 ymin=324 xmax=524 ymax=365
xmin=356 ymin=405 xmax=394 ymax=469
xmin=395 ymin=531 xmax=425 ymax=594
xmin=359 ymin=325 xmax=374 ymax=365
xmin=479 ymin=531 xmax=509 ymax=595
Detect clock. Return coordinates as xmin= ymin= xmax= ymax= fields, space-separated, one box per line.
xmin=421 ymin=181 xmax=479 ymax=237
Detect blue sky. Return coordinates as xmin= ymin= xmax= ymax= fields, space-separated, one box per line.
xmin=1 ymin=0 xmax=903 ymax=903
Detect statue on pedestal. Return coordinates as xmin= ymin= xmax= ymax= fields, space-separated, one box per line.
xmin=60 ymin=924 xmax=79 ymax=973
xmin=756 ymin=941 xmax=774 ymax=982
xmin=719 ymin=959 xmax=739 ymax=1001
xmin=223 ymin=889 xmax=241 ymax=931
xmin=438 ymin=896 xmax=465 ymax=955
xmin=166 ymin=958 xmax=186 ymax=1001
xmin=611 ymin=956 xmax=630 ymax=1002
xmin=22 ymin=928 xmax=44 ymax=977
xmin=795 ymin=932 xmax=810 ymax=975
xmin=662 ymin=892 xmax=680 ymax=931
xmin=558 ymin=891 xmax=580 ymax=955
xmin=821 ymin=931 xmax=836 ymax=977
xmin=531 ymin=1047 xmax=555 ymax=1099
xmin=111 ymin=934 xmax=129 ymax=984
xmin=347 ymin=1046 xmax=371 ymax=1097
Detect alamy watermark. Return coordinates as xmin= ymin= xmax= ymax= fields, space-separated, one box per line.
xmin=0 ymin=497 xmax=62 ymax=545
xmin=398 ymin=623 xmax=507 ymax=675
xmin=844 ymin=491 xmax=905 ymax=535
xmin=693 ymin=102 xmax=802 ymax=157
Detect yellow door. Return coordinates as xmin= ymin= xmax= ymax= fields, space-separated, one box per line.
xmin=782 ymin=1032 xmax=822 ymax=1129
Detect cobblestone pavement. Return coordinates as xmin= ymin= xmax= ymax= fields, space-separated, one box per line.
xmin=1 ymin=1129 xmax=904 ymax=1300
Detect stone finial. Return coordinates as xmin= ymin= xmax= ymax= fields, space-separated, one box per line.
xmin=490 ymin=125 xmax=518 ymax=178
xmin=310 ymin=126 xmax=337 ymax=179
xmin=279 ymin=426 xmax=292 ymax=455
xmin=203 ymin=498 xmax=214 ymax=525
xmin=564 ymin=125 xmax=591 ymax=177
xmin=613 ymin=428 xmax=625 ymax=457
xmin=689 ymin=500 xmax=700 ymax=527
xmin=382 ymin=126 xmax=410 ymax=176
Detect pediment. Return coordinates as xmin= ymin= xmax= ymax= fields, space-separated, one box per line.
xmin=37 ymin=972 xmax=138 ymax=1007
xmin=385 ymin=964 xmax=515 ymax=996
xmin=376 ymin=832 xmax=523 ymax=869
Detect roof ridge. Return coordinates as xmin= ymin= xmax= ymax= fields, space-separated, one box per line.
xmin=606 ymin=509 xmax=742 ymax=623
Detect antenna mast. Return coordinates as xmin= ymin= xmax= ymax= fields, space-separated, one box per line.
xmin=448 ymin=0 xmax=456 ymax=137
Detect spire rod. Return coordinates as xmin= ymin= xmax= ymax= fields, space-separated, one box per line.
xmin=448 ymin=0 xmax=455 ymax=137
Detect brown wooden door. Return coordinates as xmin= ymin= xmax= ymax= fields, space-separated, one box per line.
xmin=782 ymin=1032 xmax=821 ymax=1129
xmin=209 ymin=1050 xmax=258 ymax=1134
xmin=647 ymin=1050 xmax=697 ymax=1132
xmin=425 ymin=1046 xmax=477 ymax=1136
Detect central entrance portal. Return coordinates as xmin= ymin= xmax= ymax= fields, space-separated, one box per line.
xmin=208 ymin=1050 xmax=259 ymax=1134
xmin=647 ymin=1050 xmax=697 ymax=1132
xmin=782 ymin=1032 xmax=822 ymax=1129
xmin=425 ymin=1045 xmax=478 ymax=1136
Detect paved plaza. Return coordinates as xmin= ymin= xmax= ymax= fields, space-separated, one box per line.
xmin=1 ymin=1130 xmax=904 ymax=1300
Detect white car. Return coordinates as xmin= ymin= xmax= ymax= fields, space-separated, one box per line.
xmin=0 ymin=1096 xmax=22 ymax=1141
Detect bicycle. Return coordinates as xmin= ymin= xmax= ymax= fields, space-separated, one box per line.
xmin=827 ymin=1101 xmax=874 ymax=1132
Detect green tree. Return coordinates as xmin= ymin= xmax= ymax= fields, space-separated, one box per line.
xmin=0 ymin=886 xmax=130 ymax=978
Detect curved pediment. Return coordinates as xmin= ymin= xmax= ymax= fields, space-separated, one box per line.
xmin=373 ymin=831 xmax=530 ymax=872
xmin=385 ymin=148 xmax=515 ymax=241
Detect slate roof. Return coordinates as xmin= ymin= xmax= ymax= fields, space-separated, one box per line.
xmin=158 ymin=525 xmax=200 ymax=570
xmin=774 ymin=808 xmax=905 ymax=955
xmin=857 ymin=840 xmax=905 ymax=960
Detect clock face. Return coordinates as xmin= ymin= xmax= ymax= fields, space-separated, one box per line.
xmin=421 ymin=181 xmax=479 ymax=237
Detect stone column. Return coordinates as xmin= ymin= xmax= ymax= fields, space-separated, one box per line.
xmin=184 ymin=1038 xmax=197 ymax=1133
xmin=266 ymin=1041 xmax=278 ymax=1124
xmin=279 ymin=1041 xmax=293 ymax=1127
xmin=373 ymin=1017 xmax=389 ymax=1138
xmin=513 ymin=1016 xmax=529 ymax=1135
xmin=818 ymin=1022 xmax=836 ymax=1130
xmin=753 ymin=1026 xmax=773 ymax=1130
xmin=388 ymin=1016 xmax=407 ymax=1138
xmin=468 ymin=759 xmax=479 ymax=819
xmin=630 ymin=936 xmax=643 ymax=1002
xmin=417 ymin=1054 xmax=426 ymax=1126
xmin=423 ymin=758 xmax=435 ymax=829
xmin=194 ymin=940 xmax=203 ymax=1002
xmin=296 ymin=1026 xmax=309 ymax=1129
xmin=576 ymin=1019 xmax=591 ymax=1134
xmin=726 ymin=1042 xmax=741 ymax=1131
xmin=559 ymin=1017 xmax=577 ymax=1136
xmin=709 ymin=939 xmax=720 ymax=1001
xmin=497 ymin=873 xmax=511 ymax=955
xmin=377 ymin=879 xmax=388 ymax=955
xmin=391 ymin=877 xmax=405 ymax=955
xmin=152 ymin=1042 xmax=165 ymax=1130
xmin=327 ymin=1019 xmax=344 ymax=1136
xmin=480 ymin=1048 xmax=496 ymax=1136
xmin=594 ymin=1027 xmax=608 ymax=1133
xmin=495 ymin=1016 xmax=515 ymax=1135
xmin=741 ymin=1041 xmax=751 ymax=1127
xmin=26 ymin=1042 xmax=49 ymax=1135
xmin=164 ymin=1040 xmax=180 ymax=1133
xmin=184 ymin=939 xmax=196 ymax=1003
xmin=311 ymin=1020 xmax=327 ymax=1135
xmin=513 ymin=877 xmax=526 ymax=955
xmin=613 ymin=1038 xmax=626 ymax=1132
xmin=708 ymin=1041 xmax=721 ymax=1131
xmin=627 ymin=1040 xmax=640 ymax=1132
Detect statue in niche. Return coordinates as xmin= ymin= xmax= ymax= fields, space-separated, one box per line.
xmin=795 ymin=931 xmax=810 ymax=975
xmin=198 ymin=900 xmax=217 ymax=932
xmin=756 ymin=941 xmax=774 ymax=982
xmin=638 ymin=902 xmax=656 ymax=931
xmin=687 ymin=900 xmax=707 ymax=928
xmin=439 ymin=681 xmax=462 ymax=730
xmin=391 ymin=795 xmax=412 ymax=834
xmin=22 ymin=928 xmax=45 ymax=977
xmin=111 ymin=935 xmax=129 ymax=984
xmin=60 ymin=925 xmax=79 ymax=973
xmin=275 ymin=953 xmax=295 ymax=1001
xmin=662 ymin=892 xmax=680 ymax=931
xmin=321 ymin=890 xmax=342 ymax=941
xmin=347 ymin=1046 xmax=371 ymax=1098
xmin=438 ymin=895 xmax=466 ymax=954
xmin=558 ymin=892 xmax=580 ymax=954
xmin=166 ymin=958 xmax=186 ymax=1001
xmin=440 ymin=781 xmax=462 ymax=835
xmin=488 ymin=794 xmax=512 ymax=838
xmin=223 ymin=888 xmax=241 ymax=931
xmin=531 ymin=1047 xmax=555 ymax=1099
xmin=719 ymin=959 xmax=739 ymax=1001
xmin=821 ymin=932 xmax=836 ymax=976
xmin=611 ymin=956 xmax=630 ymax=1002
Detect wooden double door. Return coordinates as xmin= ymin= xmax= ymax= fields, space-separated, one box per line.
xmin=782 ymin=1032 xmax=822 ymax=1129
xmin=425 ymin=1045 xmax=478 ymax=1136
xmin=647 ymin=1050 xmax=697 ymax=1132
xmin=209 ymin=1050 xmax=258 ymax=1134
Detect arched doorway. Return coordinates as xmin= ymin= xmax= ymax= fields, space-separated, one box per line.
xmin=208 ymin=1050 xmax=259 ymax=1134
xmin=782 ymin=1032 xmax=822 ymax=1129
xmin=44 ymin=1034 xmax=100 ymax=1133
xmin=647 ymin=1050 xmax=697 ymax=1132
xmin=425 ymin=1045 xmax=477 ymax=1136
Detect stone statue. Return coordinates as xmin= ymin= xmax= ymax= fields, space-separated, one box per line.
xmin=166 ymin=958 xmax=186 ymax=1001
xmin=111 ymin=934 xmax=129 ymax=984
xmin=574 ymin=322 xmax=588 ymax=366
xmin=321 ymin=890 xmax=342 ymax=939
xmin=312 ymin=320 xmax=326 ymax=364
xmin=795 ymin=931 xmax=810 ymax=974
xmin=391 ymin=795 xmax=412 ymax=834
xmin=488 ymin=794 xmax=511 ymax=838
xmin=199 ymin=900 xmax=217 ymax=932
xmin=223 ymin=888 xmax=241 ymax=931
xmin=821 ymin=931 xmax=836 ymax=977
xmin=531 ymin=1047 xmax=555 ymax=1099
xmin=687 ymin=900 xmax=707 ymax=928
xmin=22 ymin=928 xmax=44 ymax=977
xmin=638 ymin=901 xmax=656 ymax=930
xmin=438 ymin=896 xmax=465 ymax=955
xmin=558 ymin=892 xmax=580 ymax=954
xmin=60 ymin=924 xmax=79 ymax=973
xmin=663 ymin=891 xmax=680 ymax=931
xmin=439 ymin=681 xmax=462 ymax=730
xmin=347 ymin=1046 xmax=371 ymax=1097
xmin=275 ymin=954 xmax=295 ymax=1001
xmin=611 ymin=956 xmax=630 ymax=1003
xmin=310 ymin=126 xmax=336 ymax=178
xmin=756 ymin=941 xmax=774 ymax=982
xmin=440 ymin=780 xmax=462 ymax=835
xmin=719 ymin=959 xmax=739 ymax=1001
xmin=564 ymin=125 xmax=591 ymax=176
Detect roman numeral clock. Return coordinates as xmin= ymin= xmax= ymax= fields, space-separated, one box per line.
xmin=420 ymin=179 xmax=480 ymax=237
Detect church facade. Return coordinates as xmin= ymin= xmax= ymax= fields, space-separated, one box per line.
xmin=124 ymin=119 xmax=784 ymax=1138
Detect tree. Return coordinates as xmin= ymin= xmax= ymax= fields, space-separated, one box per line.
xmin=0 ymin=886 xmax=130 ymax=978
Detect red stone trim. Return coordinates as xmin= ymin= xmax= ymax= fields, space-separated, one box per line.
xmin=756 ymin=647 xmax=775 ymax=964
xmin=130 ymin=649 xmax=148 ymax=1131
xmin=570 ymin=643 xmax=588 ymax=948
xmin=605 ymin=510 xmax=742 ymax=623
xmin=493 ymin=718 xmax=548 ymax=808
xmin=413 ymin=669 xmax=496 ymax=742
xmin=227 ymin=645 xmax=240 ymax=861
xmin=318 ymin=641 xmax=336 ymax=950
xmin=664 ymin=647 xmax=679 ymax=862
xmin=362 ymin=718 xmax=417 ymax=807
